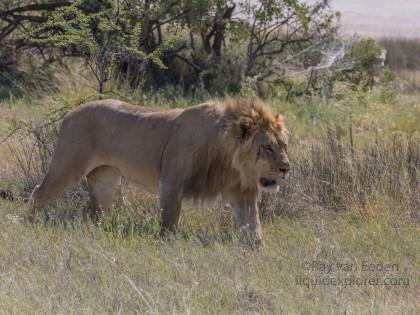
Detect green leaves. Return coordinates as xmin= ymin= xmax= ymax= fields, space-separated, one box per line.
xmin=28 ymin=0 xmax=180 ymax=92
xmin=349 ymin=39 xmax=382 ymax=71
xmin=4 ymin=0 xmax=338 ymax=94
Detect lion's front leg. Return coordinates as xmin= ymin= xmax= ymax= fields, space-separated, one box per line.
xmin=158 ymin=179 xmax=183 ymax=233
xmin=230 ymin=196 xmax=263 ymax=244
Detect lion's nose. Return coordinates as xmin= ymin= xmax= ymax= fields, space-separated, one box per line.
xmin=278 ymin=160 xmax=290 ymax=173
xmin=279 ymin=166 xmax=290 ymax=173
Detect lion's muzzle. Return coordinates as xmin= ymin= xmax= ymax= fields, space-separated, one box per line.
xmin=259 ymin=177 xmax=279 ymax=192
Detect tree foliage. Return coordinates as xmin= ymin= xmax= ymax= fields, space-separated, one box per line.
xmin=29 ymin=0 xmax=176 ymax=93
xmin=1 ymin=0 xmax=341 ymax=94
xmin=303 ymin=38 xmax=386 ymax=99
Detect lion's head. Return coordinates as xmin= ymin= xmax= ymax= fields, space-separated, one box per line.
xmin=225 ymin=98 xmax=290 ymax=192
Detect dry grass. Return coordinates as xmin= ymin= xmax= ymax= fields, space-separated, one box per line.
xmin=0 ymin=84 xmax=419 ymax=313
xmin=0 ymin=198 xmax=417 ymax=314
xmin=292 ymin=128 xmax=418 ymax=215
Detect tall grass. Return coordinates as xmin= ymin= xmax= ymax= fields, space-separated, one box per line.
xmin=0 ymin=70 xmax=418 ymax=313
xmin=1 ymin=89 xmax=418 ymax=225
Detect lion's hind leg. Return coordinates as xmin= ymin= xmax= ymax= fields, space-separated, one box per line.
xmin=85 ymin=166 xmax=121 ymax=222
xmin=28 ymin=172 xmax=86 ymax=222
xmin=28 ymin=153 xmax=94 ymax=222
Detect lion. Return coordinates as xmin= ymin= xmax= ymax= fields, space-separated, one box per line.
xmin=29 ymin=97 xmax=290 ymax=243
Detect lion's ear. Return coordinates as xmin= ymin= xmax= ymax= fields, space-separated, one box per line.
xmin=235 ymin=116 xmax=256 ymax=141
xmin=275 ymin=113 xmax=284 ymax=124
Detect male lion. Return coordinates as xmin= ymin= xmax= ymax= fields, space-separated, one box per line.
xmin=29 ymin=97 xmax=290 ymax=243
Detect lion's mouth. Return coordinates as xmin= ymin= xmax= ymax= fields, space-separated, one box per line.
xmin=259 ymin=177 xmax=277 ymax=187
xmin=259 ymin=177 xmax=279 ymax=193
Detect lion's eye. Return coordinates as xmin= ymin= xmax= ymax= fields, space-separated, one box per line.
xmin=264 ymin=145 xmax=273 ymax=152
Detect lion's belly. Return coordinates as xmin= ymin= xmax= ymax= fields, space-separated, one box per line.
xmin=125 ymin=176 xmax=159 ymax=193
xmin=93 ymin=117 xmax=168 ymax=193
xmin=116 ymin=164 xmax=160 ymax=193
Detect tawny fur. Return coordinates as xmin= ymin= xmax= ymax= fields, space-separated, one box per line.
xmin=30 ymin=97 xmax=290 ymax=242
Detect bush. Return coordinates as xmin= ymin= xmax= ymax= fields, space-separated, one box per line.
xmin=1 ymin=0 xmax=337 ymax=96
